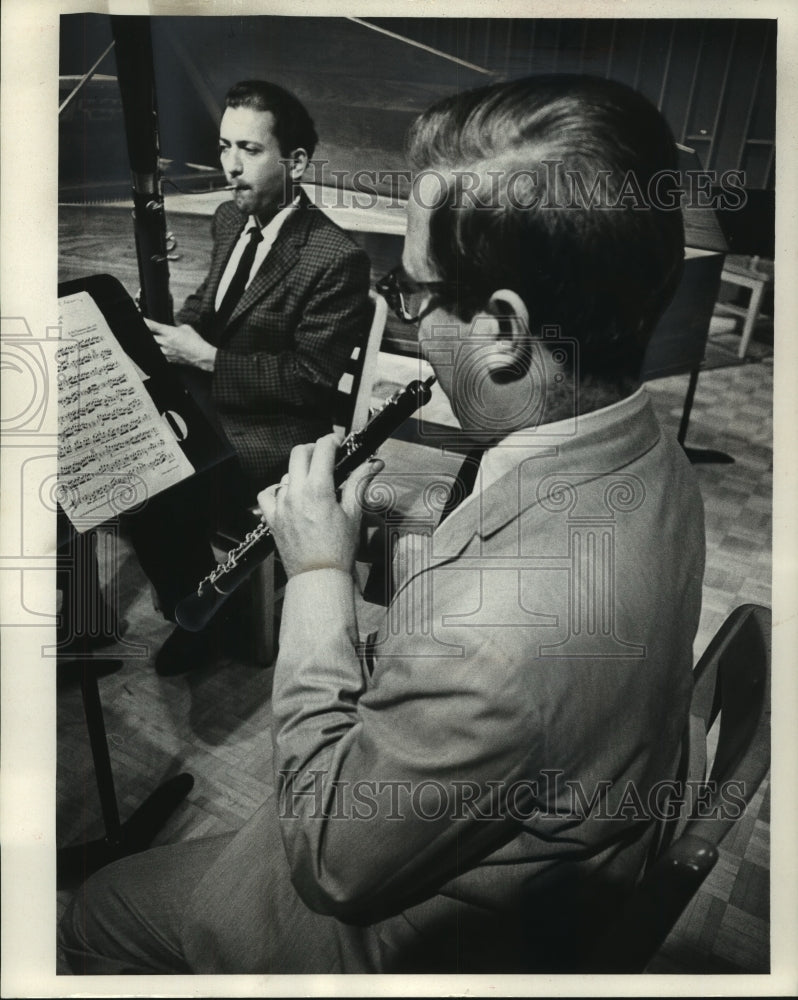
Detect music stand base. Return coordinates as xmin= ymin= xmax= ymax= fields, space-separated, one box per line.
xmin=57 ymin=772 xmax=194 ymax=889
xmin=682 ymin=445 xmax=735 ymax=464
xmin=675 ymin=368 xmax=735 ymax=465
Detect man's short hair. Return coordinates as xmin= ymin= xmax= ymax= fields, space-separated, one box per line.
xmin=406 ymin=75 xmax=685 ymax=384
xmin=225 ymin=80 xmax=318 ymax=160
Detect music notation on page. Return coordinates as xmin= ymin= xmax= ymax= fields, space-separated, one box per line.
xmin=57 ymin=290 xmax=195 ymax=532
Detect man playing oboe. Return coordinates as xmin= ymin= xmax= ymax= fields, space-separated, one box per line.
xmin=60 ymin=74 xmax=704 ymax=974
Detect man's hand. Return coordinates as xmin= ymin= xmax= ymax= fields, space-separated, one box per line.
xmin=144 ymin=318 xmax=217 ymax=371
xmin=257 ymin=434 xmax=384 ymax=580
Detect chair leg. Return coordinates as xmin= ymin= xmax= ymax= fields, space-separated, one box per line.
xmin=677 ymin=368 xmax=700 ymax=446
xmin=738 ymin=279 xmax=765 ymax=359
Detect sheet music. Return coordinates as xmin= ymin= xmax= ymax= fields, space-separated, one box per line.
xmin=57 ymin=290 xmax=195 ymax=531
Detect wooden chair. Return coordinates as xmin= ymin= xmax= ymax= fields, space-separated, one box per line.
xmin=709 ymin=186 xmax=774 ymax=360
xmin=715 ymin=254 xmax=774 ymax=359
xmin=333 ymin=290 xmax=387 ymax=435
xmin=214 ymin=291 xmax=388 ymax=664
xmin=586 ymin=604 xmax=771 ymax=972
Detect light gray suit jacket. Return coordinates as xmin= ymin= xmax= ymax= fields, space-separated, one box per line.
xmin=183 ymin=390 xmax=705 ymax=973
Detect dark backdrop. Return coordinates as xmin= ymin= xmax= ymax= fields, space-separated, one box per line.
xmin=59 ymin=15 xmax=776 ymax=198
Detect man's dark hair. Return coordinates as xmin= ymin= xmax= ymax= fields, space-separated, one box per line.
xmin=406 ymin=75 xmax=685 ymax=385
xmin=225 ymin=80 xmax=318 ymax=160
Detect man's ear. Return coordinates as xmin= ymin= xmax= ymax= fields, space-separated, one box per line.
xmin=486 ymin=289 xmax=529 ymax=340
xmin=288 ymin=148 xmax=309 ymax=180
xmin=481 ymin=289 xmax=531 ymax=379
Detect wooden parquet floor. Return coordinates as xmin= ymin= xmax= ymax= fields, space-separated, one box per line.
xmin=55 ymin=204 xmax=775 ymax=977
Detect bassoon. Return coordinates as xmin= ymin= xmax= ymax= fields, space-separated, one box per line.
xmin=108 ymin=29 xmax=435 ymax=635
xmin=110 ymin=15 xmax=174 ymax=324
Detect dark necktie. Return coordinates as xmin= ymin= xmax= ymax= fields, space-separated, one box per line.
xmin=361 ymin=447 xmax=485 ymax=666
xmin=438 ymin=447 xmax=485 ymax=525
xmin=215 ymin=225 xmax=263 ymax=332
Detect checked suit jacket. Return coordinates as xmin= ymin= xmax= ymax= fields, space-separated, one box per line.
xmin=177 ymin=188 xmax=372 ymax=487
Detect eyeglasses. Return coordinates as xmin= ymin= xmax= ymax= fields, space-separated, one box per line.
xmin=376 ymin=265 xmax=457 ymax=324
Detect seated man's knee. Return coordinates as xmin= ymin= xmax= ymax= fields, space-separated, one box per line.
xmin=58 ymin=853 xmax=190 ymax=975
xmin=58 ymin=865 xmax=123 ymax=974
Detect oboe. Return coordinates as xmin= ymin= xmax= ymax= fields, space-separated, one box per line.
xmin=174 ymin=376 xmax=436 ymax=632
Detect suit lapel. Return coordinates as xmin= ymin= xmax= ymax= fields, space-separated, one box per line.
xmin=392 ymin=392 xmax=662 ymax=597
xmin=221 ymin=192 xmax=315 ymax=336
xmin=205 ymin=208 xmax=246 ymax=319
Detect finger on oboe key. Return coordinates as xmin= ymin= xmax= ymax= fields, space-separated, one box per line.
xmin=341 ymin=457 xmax=385 ymax=518
xmin=307 ymin=434 xmax=340 ymax=493
xmin=174 ymin=377 xmax=436 ymax=631
xmin=257 ymin=485 xmax=278 ymax=523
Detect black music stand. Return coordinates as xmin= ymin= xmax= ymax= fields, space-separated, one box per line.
xmin=57 ymin=657 xmax=194 ymax=888
xmin=57 ymin=273 xmax=235 ymax=479
xmin=56 ymin=274 xmax=229 ymax=884
xmin=640 ymin=249 xmax=733 ymax=465
xmin=55 ymin=273 xmax=236 ymax=650
xmin=650 ymin=144 xmax=734 ymax=465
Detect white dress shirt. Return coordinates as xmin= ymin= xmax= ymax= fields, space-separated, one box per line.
xmin=214 ymin=197 xmax=299 ymax=312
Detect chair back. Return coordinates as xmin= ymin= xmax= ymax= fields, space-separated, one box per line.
xmin=333 ymin=291 xmax=387 ymax=434
xmin=586 ymin=603 xmax=771 ymax=972
xmin=685 ymin=603 xmax=771 ymax=844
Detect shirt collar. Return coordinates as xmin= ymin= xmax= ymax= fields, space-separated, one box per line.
xmin=471 ymin=386 xmax=651 ymax=498
xmin=247 ymin=195 xmax=300 ymax=242
xmin=411 ymin=386 xmax=662 ymax=579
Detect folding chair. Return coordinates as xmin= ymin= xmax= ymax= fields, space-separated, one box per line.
xmin=214 ymin=291 xmax=388 ymax=664
xmin=586 ymin=604 xmax=771 ymax=972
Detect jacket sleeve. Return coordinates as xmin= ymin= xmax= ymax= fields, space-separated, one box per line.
xmin=175 ymin=279 xmax=208 ymax=331
xmin=211 ymin=246 xmax=371 ymax=413
xmin=270 ymin=560 xmax=537 ymax=924
xmin=175 ymin=210 xmax=221 ymax=331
